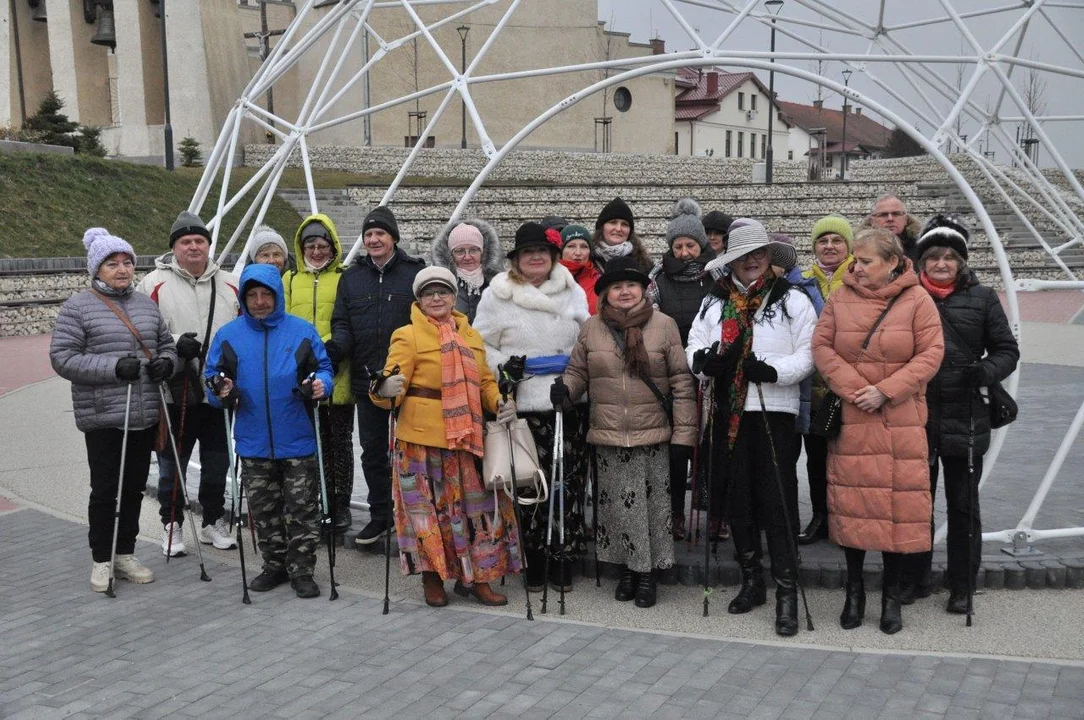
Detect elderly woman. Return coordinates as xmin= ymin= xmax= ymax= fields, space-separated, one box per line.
xmin=473 ymin=222 xmax=590 ymax=593
xmin=905 ymin=215 xmax=1019 ymax=613
xmin=430 ymin=219 xmax=504 ymax=322
xmin=796 ymin=215 xmax=854 ymax=545
xmin=812 ymin=228 xmax=944 ymax=634
xmin=370 ymin=267 xmax=521 ymax=607
xmin=50 ymin=228 xmax=177 ymax=592
xmin=687 ymin=219 xmax=817 ymax=637
xmin=593 ymin=197 xmax=654 ymax=271
xmin=248 ymin=224 xmax=290 ymax=274
xmin=559 ymin=224 xmax=601 ymax=315
xmin=554 ymin=257 xmax=696 ymax=607
xmin=646 ymin=198 xmax=716 ymax=540
xmin=282 ymin=215 xmax=356 ymax=532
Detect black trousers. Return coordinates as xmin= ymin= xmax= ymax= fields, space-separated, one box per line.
xmin=156 ymin=402 xmax=228 ymax=527
xmin=724 ymin=412 xmax=798 ymax=537
xmin=844 ymin=546 xmax=905 ymax=589
xmin=86 ymin=426 xmax=155 ymax=563
xmin=907 ymin=454 xmax=983 ymax=591
xmin=669 ymin=444 xmax=692 ymax=515
xmin=799 ymin=432 xmax=829 ymax=517
xmin=356 ymin=398 xmax=391 ymax=520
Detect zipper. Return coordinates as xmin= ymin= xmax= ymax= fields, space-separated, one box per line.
xmin=311 ymin=272 xmax=320 ymax=326
xmin=262 ymin=329 xmax=275 ymax=459
xmin=622 ymin=372 xmax=629 ymax=447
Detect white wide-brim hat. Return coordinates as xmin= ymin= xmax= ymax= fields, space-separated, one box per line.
xmin=704 ymin=218 xmax=798 ymax=277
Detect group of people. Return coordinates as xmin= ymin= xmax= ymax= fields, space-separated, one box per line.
xmin=51 ymin=190 xmax=1018 ymax=636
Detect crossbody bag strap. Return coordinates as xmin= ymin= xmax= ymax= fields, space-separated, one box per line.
xmin=861 ymin=293 xmax=901 ymax=350
xmin=934 ymin=303 xmax=978 ymax=364
xmin=604 ymin=323 xmax=671 ymax=418
xmin=195 ymin=275 xmax=217 ymax=377
xmin=91 ymin=289 xmax=153 ymax=360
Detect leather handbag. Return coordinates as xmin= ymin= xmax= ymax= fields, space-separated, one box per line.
xmin=936 ymin=305 xmax=1018 ymax=429
xmin=482 ymin=419 xmax=548 ymax=505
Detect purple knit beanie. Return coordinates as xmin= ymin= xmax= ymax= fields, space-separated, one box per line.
xmin=84 ymin=227 xmax=136 ymax=277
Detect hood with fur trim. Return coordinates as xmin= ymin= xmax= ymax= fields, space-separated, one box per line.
xmin=430 ymin=218 xmax=505 ymax=279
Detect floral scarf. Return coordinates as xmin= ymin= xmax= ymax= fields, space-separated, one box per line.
xmin=717 ymin=270 xmax=773 ymax=450
xmin=428 ymin=315 xmax=485 ymax=456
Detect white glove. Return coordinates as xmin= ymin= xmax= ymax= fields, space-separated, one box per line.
xmin=496 ymin=398 xmax=517 ymax=425
xmin=376 ymin=373 xmax=406 ymax=398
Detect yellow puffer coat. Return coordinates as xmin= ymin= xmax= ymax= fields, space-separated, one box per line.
xmin=283 ymin=213 xmax=353 ymax=404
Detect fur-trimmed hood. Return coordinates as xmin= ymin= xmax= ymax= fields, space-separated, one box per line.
xmin=430 ymin=217 xmax=505 ymax=279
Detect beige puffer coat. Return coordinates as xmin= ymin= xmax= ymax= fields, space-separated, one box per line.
xmin=562 ymin=309 xmax=697 ymax=449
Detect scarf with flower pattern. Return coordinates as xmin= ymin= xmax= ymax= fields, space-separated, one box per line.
xmin=717 ymin=270 xmax=774 ymax=449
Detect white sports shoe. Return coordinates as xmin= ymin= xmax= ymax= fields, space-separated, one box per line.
xmin=91 ymin=561 xmax=110 ymax=592
xmin=199 ymin=518 xmax=238 ymax=550
xmin=114 ymin=555 xmax=155 ymax=584
xmin=161 ymin=522 xmax=186 ymax=557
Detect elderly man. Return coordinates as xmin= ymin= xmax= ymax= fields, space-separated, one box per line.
xmin=137 ymin=211 xmax=240 ymax=556
xmin=862 ymin=194 xmax=924 ymax=265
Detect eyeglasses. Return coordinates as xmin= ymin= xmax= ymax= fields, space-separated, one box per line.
xmin=420 ymin=287 xmax=454 ymax=299
xmin=451 ymin=247 xmax=482 ymax=258
xmin=872 ymin=211 xmax=906 ymax=219
xmin=743 ymin=248 xmax=769 ymax=261
xmin=304 ymin=243 xmax=332 ymax=253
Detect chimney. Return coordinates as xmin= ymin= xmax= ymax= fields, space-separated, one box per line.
xmin=706 ymin=71 xmax=719 ymax=95
xmin=813 ymin=99 xmax=823 ymax=110
xmin=855 ymin=107 xmax=863 ymax=116
xmin=650 ymin=38 xmax=665 ymax=55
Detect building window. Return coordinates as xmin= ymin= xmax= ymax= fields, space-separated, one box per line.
xmin=737 ymin=132 xmax=744 ymax=158
xmin=827 ymin=154 xmax=834 ymax=168
xmin=762 ymin=134 xmax=767 ymax=159
xmin=750 ymin=133 xmax=756 ymax=159
xmin=738 ymin=92 xmax=745 ymax=110
xmin=788 ymin=150 xmax=794 ymax=160
xmin=725 ymin=130 xmax=732 ymax=157
xmin=751 ymin=94 xmax=758 ymax=111
xmin=674 ymin=132 xmax=680 ymax=155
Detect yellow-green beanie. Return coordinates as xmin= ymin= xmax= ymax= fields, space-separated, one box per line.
xmin=810 ymin=215 xmax=854 ymax=249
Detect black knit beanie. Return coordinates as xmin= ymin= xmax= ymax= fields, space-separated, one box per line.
xmin=363 ymin=205 xmax=400 ymax=243
xmin=595 ymin=197 xmax=635 ymax=233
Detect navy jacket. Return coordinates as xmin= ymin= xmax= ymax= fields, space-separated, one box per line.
xmin=205 ymin=263 xmax=334 ymax=460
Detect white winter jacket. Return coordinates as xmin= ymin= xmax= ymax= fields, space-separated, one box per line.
xmin=472 ymin=265 xmax=590 ymax=413
xmin=686 ymin=283 xmax=816 ymax=415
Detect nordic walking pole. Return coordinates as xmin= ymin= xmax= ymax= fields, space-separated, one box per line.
xmin=755 ymin=383 xmax=814 ymax=631
xmin=591 ymin=446 xmax=600 ymax=588
xmin=966 ymin=410 xmax=976 ymax=627
xmin=688 ymin=383 xmax=703 ymax=551
xmin=500 ymin=363 xmax=534 ymax=621
xmin=165 ymin=375 xmax=190 ymax=562
xmin=209 ymin=375 xmax=251 ymax=604
xmin=371 ymin=364 xmax=400 ymax=616
xmin=703 ymin=378 xmax=715 ymax=617
xmin=157 ymin=383 xmax=212 ymax=582
xmin=542 ymin=396 xmax=561 ymax=615
xmin=105 ymin=381 xmax=134 ymax=598
xmin=303 ymin=372 xmax=339 ymax=602
xmin=557 ymin=409 xmax=567 ymax=616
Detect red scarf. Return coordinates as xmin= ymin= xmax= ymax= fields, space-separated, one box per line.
xmin=920 ymin=271 xmax=956 ymax=299
xmin=560 ymin=258 xmax=599 ymax=314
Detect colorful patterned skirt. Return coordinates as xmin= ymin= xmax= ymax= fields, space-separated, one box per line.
xmin=392 ymin=440 xmax=522 ymax=583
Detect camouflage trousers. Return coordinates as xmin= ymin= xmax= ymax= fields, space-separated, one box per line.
xmin=241 ymin=456 xmax=320 ymax=579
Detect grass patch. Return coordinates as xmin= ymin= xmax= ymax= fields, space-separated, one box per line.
xmin=0 ymin=153 xmax=304 ymax=258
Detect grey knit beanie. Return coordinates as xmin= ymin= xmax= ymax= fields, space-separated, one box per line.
xmin=666 ymin=198 xmax=708 ymax=249
xmin=169 ymin=210 xmax=211 ymax=248
xmin=251 ymin=224 xmax=288 ymax=258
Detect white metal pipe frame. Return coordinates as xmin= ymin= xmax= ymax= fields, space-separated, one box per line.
xmin=194 ymin=0 xmax=1084 ymax=554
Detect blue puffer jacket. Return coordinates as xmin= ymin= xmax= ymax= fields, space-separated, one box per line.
xmin=204 ymin=264 xmax=334 ymax=460
xmin=785 ymin=266 xmax=825 ymax=434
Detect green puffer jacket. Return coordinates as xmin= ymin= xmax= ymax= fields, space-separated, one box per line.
xmin=283 ymin=213 xmax=353 ymax=404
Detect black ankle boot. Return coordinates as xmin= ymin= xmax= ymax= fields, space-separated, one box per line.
xmin=946 ymin=586 xmax=971 ymax=614
xmin=775 ymin=583 xmax=798 ymax=636
xmin=614 ymin=566 xmax=637 ymax=602
xmin=728 ymin=552 xmax=767 ymax=614
xmin=634 ymin=570 xmax=657 ymax=608
xmin=840 ymin=580 xmax=866 ymax=629
xmin=880 ymin=586 xmax=903 ymax=634
xmin=525 ymin=549 xmax=546 ymax=593
xmin=797 ymin=513 xmax=828 ymax=545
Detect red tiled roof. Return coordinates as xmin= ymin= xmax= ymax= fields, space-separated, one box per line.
xmin=675 ymin=105 xmax=715 ymax=121
xmin=674 ymin=67 xmax=788 ymax=126
xmin=777 ymin=100 xmax=892 ymax=150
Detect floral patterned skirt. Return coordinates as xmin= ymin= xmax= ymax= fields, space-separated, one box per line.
xmin=520 ymin=409 xmax=589 ymax=562
xmin=595 ymin=443 xmax=674 ymax=573
xmin=392 ymin=441 xmax=522 ymax=583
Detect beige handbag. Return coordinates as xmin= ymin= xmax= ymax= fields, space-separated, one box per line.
xmin=482 ymin=419 xmax=548 ymax=509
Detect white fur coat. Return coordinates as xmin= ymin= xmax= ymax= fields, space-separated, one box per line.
xmin=472 ymin=264 xmax=590 ymax=413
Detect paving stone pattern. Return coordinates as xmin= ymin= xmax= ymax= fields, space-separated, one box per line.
xmin=1 ymin=509 xmax=1082 ymax=719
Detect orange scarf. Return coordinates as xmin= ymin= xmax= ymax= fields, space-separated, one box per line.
xmin=920 ymin=271 xmax=956 ymax=299
xmin=429 ymin=316 xmax=485 ymax=456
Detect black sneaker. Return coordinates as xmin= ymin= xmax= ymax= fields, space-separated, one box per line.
xmin=249 ymin=568 xmax=289 ymax=592
xmin=354 ymin=517 xmax=390 ymax=547
xmin=291 ymin=575 xmax=321 ymax=599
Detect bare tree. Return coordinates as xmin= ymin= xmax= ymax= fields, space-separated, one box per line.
xmin=1019 ymin=57 xmax=1047 ymax=165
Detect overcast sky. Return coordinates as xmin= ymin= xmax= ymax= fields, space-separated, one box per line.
xmin=597 ymin=0 xmax=1083 ymax=169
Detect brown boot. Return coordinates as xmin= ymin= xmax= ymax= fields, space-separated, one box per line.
xmin=453 ymin=580 xmax=508 ymax=606
xmin=422 ymin=571 xmax=447 ymax=607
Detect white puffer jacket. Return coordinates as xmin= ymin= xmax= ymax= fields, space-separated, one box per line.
xmin=472 ymin=264 xmax=589 ymax=413
xmin=686 ymin=283 xmax=816 ymax=415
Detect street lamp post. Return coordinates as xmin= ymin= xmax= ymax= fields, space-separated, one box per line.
xmin=839 ymin=68 xmax=852 ymax=181
xmin=161 ymin=0 xmax=173 ymax=170
xmin=457 ymin=25 xmax=469 ymax=149
xmin=764 ymin=0 xmax=783 ymax=184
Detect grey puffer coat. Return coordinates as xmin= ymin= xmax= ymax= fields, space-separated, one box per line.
xmin=50 ymin=288 xmax=177 ymax=433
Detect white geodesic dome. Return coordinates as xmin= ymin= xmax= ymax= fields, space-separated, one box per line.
xmin=193 ymin=0 xmax=1084 ymax=551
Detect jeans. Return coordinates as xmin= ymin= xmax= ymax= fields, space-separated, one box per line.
xmin=356 ymin=398 xmax=391 ymax=520
xmin=156 ymin=402 xmax=229 ymax=527
xmin=86 ymin=426 xmax=155 ymax=562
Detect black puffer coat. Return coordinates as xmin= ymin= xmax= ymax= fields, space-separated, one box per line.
xmin=329 ymin=247 xmax=425 ymax=396
xmin=925 ymin=272 xmax=1019 ymax=458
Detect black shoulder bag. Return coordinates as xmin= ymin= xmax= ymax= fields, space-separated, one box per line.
xmin=935 ymin=304 xmax=1018 ymax=429
xmin=810 ymin=293 xmax=900 ymax=438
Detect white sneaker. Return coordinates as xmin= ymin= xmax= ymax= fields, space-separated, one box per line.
xmin=114 ymin=555 xmax=154 ymax=584
xmin=91 ymin=561 xmax=110 ymax=592
xmin=161 ymin=522 xmax=186 ymax=557
xmin=199 ymin=518 xmax=238 ymax=550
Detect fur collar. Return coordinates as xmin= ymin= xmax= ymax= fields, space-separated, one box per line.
xmin=487 ymin=263 xmax=581 ymax=314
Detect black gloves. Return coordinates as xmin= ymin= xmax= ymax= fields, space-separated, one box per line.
xmin=146 ymin=356 xmax=174 ymax=383
xmin=550 ymin=378 xmax=575 ymax=413
xmin=504 ymin=355 xmax=526 ymax=383
xmin=742 ymin=355 xmax=778 ymax=384
xmin=670 ymin=443 xmax=693 ymax=464
xmin=965 ymin=362 xmax=993 ymax=387
xmin=325 ymin=338 xmax=344 ymax=365
xmin=297 ymin=377 xmax=317 ymax=401
xmin=176 ymin=332 xmax=201 ymax=361
xmin=115 ymin=356 xmax=141 ymax=382
xmin=692 ymin=341 xmax=739 ymax=378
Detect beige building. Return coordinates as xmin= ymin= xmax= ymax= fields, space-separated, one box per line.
xmin=3 ymin=1 xmax=676 ymax=160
